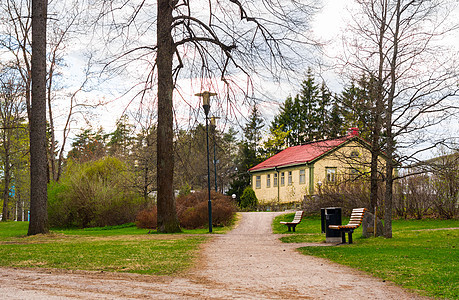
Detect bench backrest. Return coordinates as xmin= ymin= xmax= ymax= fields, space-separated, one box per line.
xmin=293 ymin=211 xmax=303 ymax=222
xmin=346 ymin=208 xmax=366 ymax=227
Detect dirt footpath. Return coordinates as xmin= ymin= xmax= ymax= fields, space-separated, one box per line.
xmin=0 ymin=212 xmax=427 ymax=299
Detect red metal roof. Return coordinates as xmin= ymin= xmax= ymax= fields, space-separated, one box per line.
xmin=249 ymin=135 xmax=355 ymax=172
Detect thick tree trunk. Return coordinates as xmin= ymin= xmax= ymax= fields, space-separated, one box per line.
xmin=383 ymin=0 xmax=402 ymax=239
xmin=370 ymin=4 xmax=388 ymax=214
xmin=369 ymin=107 xmax=382 ymax=212
xmin=384 ymin=152 xmax=393 ymax=238
xmin=156 ymin=0 xmax=181 ymax=233
xmin=28 ymin=0 xmax=49 ymax=235
xmin=384 ymin=96 xmax=394 ymax=238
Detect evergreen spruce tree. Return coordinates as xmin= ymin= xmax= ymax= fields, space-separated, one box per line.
xmin=271 ymin=68 xmax=329 ymax=147
xmin=227 ymin=105 xmax=264 ymax=202
xmin=317 ymin=82 xmax=332 ymax=139
xmin=243 ymin=105 xmax=265 ymax=151
xmin=328 ymin=101 xmax=342 ymax=139
xmin=338 ymin=75 xmax=376 ymax=140
xmin=298 ymin=69 xmax=321 ymax=142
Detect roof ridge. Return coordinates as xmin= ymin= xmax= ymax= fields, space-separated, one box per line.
xmin=249 ymin=135 xmax=356 ymax=172
xmin=298 ymin=135 xmax=350 ymax=146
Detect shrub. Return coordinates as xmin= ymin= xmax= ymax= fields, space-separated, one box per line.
xmin=135 ymin=207 xmax=157 ymax=229
xmin=257 ymin=200 xmax=301 ymax=212
xmin=48 ymin=157 xmax=150 ymax=228
xmin=178 ymin=182 xmax=192 ymax=197
xmin=394 ymin=176 xmax=434 ymax=219
xmin=176 ymin=191 xmax=236 ymax=229
xmin=239 ymin=186 xmax=258 ymax=211
xmin=302 ymin=180 xmax=379 ymax=216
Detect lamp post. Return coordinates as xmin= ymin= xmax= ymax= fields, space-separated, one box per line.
xmin=317 ymin=180 xmax=322 ymax=195
xmin=196 ymin=91 xmax=217 ymax=233
xmin=210 ymin=116 xmax=220 ymax=192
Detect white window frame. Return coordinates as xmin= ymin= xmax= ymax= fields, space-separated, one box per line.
xmin=326 ymin=167 xmax=337 ymax=183
xmin=299 ymin=169 xmax=306 ymax=184
xmin=255 ymin=175 xmax=261 ymax=189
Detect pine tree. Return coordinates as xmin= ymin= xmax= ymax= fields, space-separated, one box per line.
xmin=107 ymin=115 xmax=134 ymax=158
xmin=67 ymin=127 xmax=108 ymax=162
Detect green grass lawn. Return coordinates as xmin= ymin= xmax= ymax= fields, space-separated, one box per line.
xmin=273 ymin=213 xmax=324 ymax=241
xmin=274 ymin=213 xmax=459 ymax=299
xmin=0 ymin=222 xmax=230 ymax=275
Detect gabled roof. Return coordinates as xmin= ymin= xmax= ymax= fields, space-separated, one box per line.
xmin=249 ymin=131 xmax=367 ymax=172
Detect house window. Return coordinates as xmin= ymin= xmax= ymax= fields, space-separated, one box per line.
xmin=273 ymin=173 xmax=278 ymax=187
xmin=288 ymin=171 xmax=293 ymax=185
xmin=326 ymin=168 xmax=337 ymax=183
xmin=255 ymin=175 xmax=261 ymax=189
xmin=280 ymin=172 xmax=285 ymax=186
xmin=266 ymin=174 xmax=271 ymax=188
xmin=350 ymin=150 xmax=360 ymax=158
xmin=299 ymin=169 xmax=306 ymax=184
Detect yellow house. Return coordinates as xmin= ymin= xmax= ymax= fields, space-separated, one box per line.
xmin=249 ymin=128 xmax=385 ymax=204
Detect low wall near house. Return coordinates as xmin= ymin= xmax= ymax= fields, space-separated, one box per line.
xmin=256 ymin=200 xmax=302 ymax=212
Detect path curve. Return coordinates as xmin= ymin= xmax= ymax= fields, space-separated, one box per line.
xmin=0 ymin=212 xmax=427 ymax=299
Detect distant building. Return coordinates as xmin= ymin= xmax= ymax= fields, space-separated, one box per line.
xmin=249 ymin=128 xmax=387 ymax=204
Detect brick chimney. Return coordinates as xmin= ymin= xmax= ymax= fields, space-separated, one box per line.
xmin=349 ymin=127 xmax=359 ymax=137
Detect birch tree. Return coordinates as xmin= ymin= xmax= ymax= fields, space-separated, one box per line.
xmin=343 ymin=0 xmax=459 ymax=237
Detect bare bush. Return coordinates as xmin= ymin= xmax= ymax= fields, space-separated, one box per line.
xmin=430 ymin=153 xmax=459 ymax=219
xmin=302 ymin=180 xmax=384 ymax=216
xmin=176 ymin=191 xmax=237 ymax=229
xmin=395 ymin=176 xmax=434 ymax=219
xmin=135 ymin=207 xmax=157 ymax=229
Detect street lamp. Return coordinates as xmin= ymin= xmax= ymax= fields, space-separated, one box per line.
xmin=210 ymin=116 xmax=220 ymax=192
xmin=196 ymin=91 xmax=217 ymax=233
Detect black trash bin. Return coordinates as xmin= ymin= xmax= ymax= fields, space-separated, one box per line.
xmin=321 ymin=207 xmax=342 ymax=243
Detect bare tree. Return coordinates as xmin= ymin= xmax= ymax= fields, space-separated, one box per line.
xmin=0 ymin=66 xmax=26 ymax=221
xmin=46 ymin=1 xmax=82 ymax=182
xmin=1 ymin=0 xmax=96 ymax=183
xmin=28 ymin=0 xmax=48 ymax=235
xmin=342 ymin=0 xmax=459 ymax=237
xmin=95 ymin=0 xmax=318 ymax=232
xmin=429 ymin=150 xmax=459 ymax=219
xmin=0 ymin=0 xmax=32 ymax=118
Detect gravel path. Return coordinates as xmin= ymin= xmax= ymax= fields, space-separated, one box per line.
xmin=0 ymin=212 xmax=427 ymax=299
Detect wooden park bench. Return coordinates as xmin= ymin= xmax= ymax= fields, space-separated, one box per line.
xmin=329 ymin=208 xmax=366 ymax=244
xmin=280 ymin=211 xmax=304 ymax=232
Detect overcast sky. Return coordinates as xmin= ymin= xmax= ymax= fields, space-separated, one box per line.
xmin=53 ymin=0 xmax=458 ymax=160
